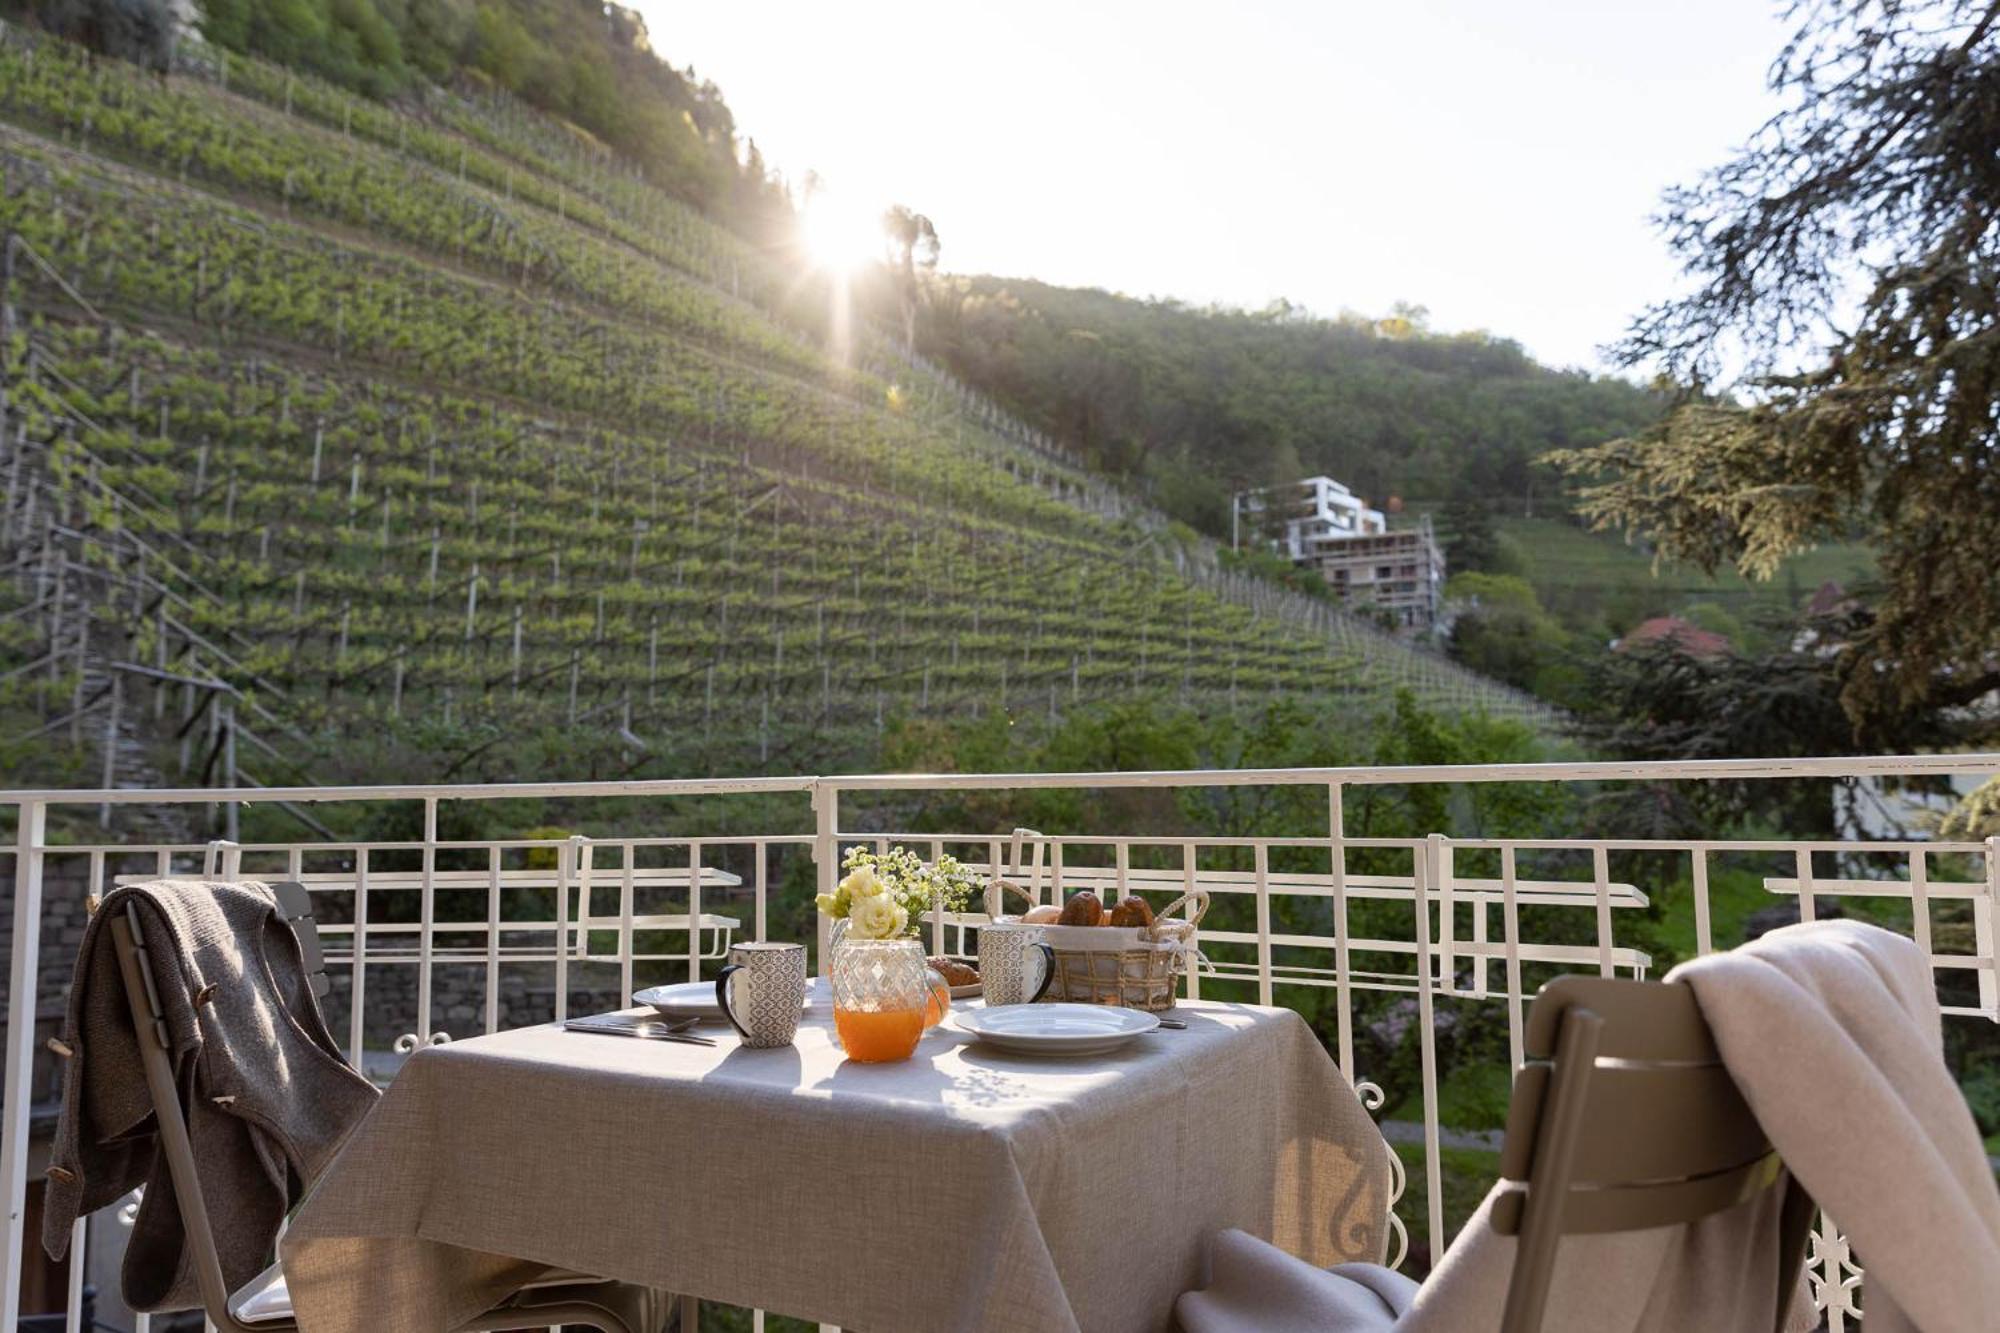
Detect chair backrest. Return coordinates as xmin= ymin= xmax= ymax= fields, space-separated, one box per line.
xmin=107 ymin=882 xmax=327 ymax=1332
xmin=1491 ymin=975 xmax=1814 ymax=1333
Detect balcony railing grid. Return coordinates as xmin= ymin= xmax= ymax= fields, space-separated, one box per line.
xmin=3 ymin=753 xmax=1996 ymax=1333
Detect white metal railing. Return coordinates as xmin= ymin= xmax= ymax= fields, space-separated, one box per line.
xmin=3 ymin=754 xmax=1997 ymax=1332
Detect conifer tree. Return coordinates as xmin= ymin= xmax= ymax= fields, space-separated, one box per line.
xmin=1557 ymin=0 xmax=2000 ymax=745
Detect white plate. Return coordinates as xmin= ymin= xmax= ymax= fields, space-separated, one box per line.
xmin=637 ymin=976 xmax=828 ymax=1022
xmin=952 ymin=1002 xmax=1159 ymax=1057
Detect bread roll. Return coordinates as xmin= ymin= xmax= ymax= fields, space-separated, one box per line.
xmin=1108 ymin=896 xmax=1155 ymax=929
xmin=1021 ymin=904 xmax=1062 ymax=924
xmin=1057 ymin=891 xmax=1105 ymax=926
xmin=927 ymin=956 xmax=979 ymax=987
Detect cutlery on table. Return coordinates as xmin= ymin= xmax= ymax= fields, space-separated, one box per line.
xmin=1156 ymin=1017 xmax=1188 ymax=1029
xmin=563 ymin=1014 xmax=717 ymax=1045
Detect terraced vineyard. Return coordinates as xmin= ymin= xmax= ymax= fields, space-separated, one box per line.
xmin=0 ymin=24 xmax=1552 ymax=812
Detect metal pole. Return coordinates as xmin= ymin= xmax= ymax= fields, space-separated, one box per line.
xmin=99 ymin=671 xmax=121 ymax=827
xmin=222 ymin=699 xmax=238 ymax=843
xmin=813 ymin=783 xmax=838 ymax=976
xmin=1328 ymin=781 xmax=1354 ymax=1080
xmin=2 ymin=800 xmax=49 ymax=1333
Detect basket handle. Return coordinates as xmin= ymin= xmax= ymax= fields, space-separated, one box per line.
xmin=1143 ymin=887 xmax=1211 ymax=940
xmin=984 ymin=876 xmax=1040 ymax=919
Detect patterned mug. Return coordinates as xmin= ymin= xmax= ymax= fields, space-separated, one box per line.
xmin=978 ymin=922 xmax=1056 ymax=1006
xmin=714 ymin=942 xmax=807 ymax=1048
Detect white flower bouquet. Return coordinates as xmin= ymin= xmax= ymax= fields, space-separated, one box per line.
xmin=816 ymin=846 xmax=979 ymax=940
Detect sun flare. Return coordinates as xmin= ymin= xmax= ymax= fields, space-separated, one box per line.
xmin=800 ymin=195 xmax=882 ymax=274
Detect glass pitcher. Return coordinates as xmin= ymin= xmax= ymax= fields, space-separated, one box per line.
xmin=829 ymin=934 xmax=947 ymax=1063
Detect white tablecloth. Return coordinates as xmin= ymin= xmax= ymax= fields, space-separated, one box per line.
xmin=284 ymin=999 xmax=1391 ymax=1333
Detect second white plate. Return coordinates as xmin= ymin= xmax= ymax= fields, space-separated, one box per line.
xmin=637 ymin=976 xmax=829 ymax=1022
xmin=952 ymin=1002 xmax=1159 ymax=1057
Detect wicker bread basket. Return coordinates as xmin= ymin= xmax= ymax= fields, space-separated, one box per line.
xmin=988 ymin=879 xmax=1210 ymax=1012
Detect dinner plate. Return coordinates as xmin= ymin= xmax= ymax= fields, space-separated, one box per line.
xmin=952 ymin=1002 xmax=1159 ymax=1057
xmin=637 ymin=976 xmax=828 ymax=1022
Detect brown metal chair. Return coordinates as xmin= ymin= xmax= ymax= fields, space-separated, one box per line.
xmin=108 ymin=882 xmax=662 ymax=1332
xmin=1491 ymin=975 xmax=1817 ymax=1333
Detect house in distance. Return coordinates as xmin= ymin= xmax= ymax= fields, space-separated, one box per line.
xmin=1233 ymin=476 xmax=1446 ymax=632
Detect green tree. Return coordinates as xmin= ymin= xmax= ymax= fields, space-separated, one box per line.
xmin=1557 ymin=0 xmax=2000 ymax=746
xmin=17 ymin=0 xmax=175 ymax=68
xmin=1443 ymin=574 xmax=1577 ymax=700
xmin=1441 ymin=490 xmax=1499 ymax=573
xmin=880 ymin=203 xmax=939 ymax=351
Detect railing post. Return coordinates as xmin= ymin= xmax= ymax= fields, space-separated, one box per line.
xmin=813 ymin=782 xmax=839 ymax=976
xmin=1328 ymin=781 xmax=1353 ymax=1080
xmin=417 ymin=797 xmax=437 ymax=1043
xmin=1983 ymin=837 xmax=1999 ymax=1021
xmin=1416 ymin=834 xmax=1446 ymax=1264
xmin=2 ymin=799 xmax=48 ymax=1333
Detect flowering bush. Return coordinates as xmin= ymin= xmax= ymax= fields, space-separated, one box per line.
xmin=816 ymin=846 xmax=980 ymax=940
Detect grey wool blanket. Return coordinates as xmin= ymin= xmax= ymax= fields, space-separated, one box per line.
xmin=41 ymin=879 xmax=380 ymax=1313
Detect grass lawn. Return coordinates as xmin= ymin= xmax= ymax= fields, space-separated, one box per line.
xmin=1497 ymin=515 xmax=1875 ymax=646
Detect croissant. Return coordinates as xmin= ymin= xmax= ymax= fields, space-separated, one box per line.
xmin=1021 ymin=904 xmax=1062 ymax=924
xmin=1108 ymin=896 xmax=1155 ymax=929
xmin=1056 ymin=891 xmax=1105 ymax=926
xmin=927 ymin=957 xmax=980 ymax=987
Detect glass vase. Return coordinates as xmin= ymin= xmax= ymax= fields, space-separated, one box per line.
xmin=829 ymin=934 xmax=943 ymax=1063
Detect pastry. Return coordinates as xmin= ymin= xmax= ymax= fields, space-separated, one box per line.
xmin=1021 ymin=904 xmax=1062 ymax=924
xmin=927 ymin=956 xmax=979 ymax=987
xmin=1057 ymin=891 xmax=1105 ymax=926
xmin=1108 ymin=896 xmax=1155 ymax=929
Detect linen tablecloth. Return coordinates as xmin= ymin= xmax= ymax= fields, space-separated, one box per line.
xmin=283 ymin=1000 xmax=1390 ymax=1333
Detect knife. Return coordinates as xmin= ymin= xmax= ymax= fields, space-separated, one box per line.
xmin=563 ymin=1016 xmax=718 ymax=1046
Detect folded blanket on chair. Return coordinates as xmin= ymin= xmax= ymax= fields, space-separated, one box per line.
xmin=1178 ymin=920 xmax=2000 ymax=1332
xmin=41 ymin=880 xmax=379 ymax=1313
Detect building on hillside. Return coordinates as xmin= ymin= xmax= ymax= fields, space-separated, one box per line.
xmin=1612 ymin=616 xmax=1733 ymax=659
xmin=1234 ymin=476 xmax=1446 ymax=631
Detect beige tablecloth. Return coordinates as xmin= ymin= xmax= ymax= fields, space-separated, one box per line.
xmin=283 ymin=1000 xmax=1390 ymax=1333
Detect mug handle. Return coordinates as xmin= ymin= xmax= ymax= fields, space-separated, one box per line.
xmin=714 ymin=964 xmax=753 ymax=1042
xmin=1026 ymin=943 xmax=1056 ymax=1004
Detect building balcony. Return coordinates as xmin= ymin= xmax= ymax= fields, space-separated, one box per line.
xmin=3 ymin=754 xmax=1995 ymax=1331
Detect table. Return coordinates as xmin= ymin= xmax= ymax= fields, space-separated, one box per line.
xmin=283 ymin=1000 xmax=1392 ymax=1333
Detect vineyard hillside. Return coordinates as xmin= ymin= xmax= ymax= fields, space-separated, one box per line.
xmin=0 ymin=26 xmax=1553 ymax=825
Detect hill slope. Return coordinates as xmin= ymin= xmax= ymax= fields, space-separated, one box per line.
xmin=0 ymin=25 xmax=1551 ymax=810
xmin=916 ymin=277 xmax=1664 ymax=534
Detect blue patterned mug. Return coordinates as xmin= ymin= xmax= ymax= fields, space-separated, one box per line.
xmin=714 ymin=942 xmax=807 ymax=1047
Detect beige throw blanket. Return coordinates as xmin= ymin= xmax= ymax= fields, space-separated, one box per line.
xmin=42 ymin=880 xmax=379 ymax=1313
xmin=1178 ymin=920 xmax=2000 ymax=1332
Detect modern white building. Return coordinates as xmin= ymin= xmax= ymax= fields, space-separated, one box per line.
xmin=1235 ymin=476 xmax=1388 ymax=558
xmin=1235 ymin=476 xmax=1445 ymax=631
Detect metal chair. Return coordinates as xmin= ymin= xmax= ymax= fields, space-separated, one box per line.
xmin=108 ymin=882 xmax=661 ymax=1332
xmin=1491 ymin=974 xmax=1816 ymax=1333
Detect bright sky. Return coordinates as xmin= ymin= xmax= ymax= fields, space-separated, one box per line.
xmin=638 ymin=1 xmax=1792 ymax=372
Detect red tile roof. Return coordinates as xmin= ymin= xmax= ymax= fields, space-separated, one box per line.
xmin=1616 ymin=616 xmax=1732 ymax=658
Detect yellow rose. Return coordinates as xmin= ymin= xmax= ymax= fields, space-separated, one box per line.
xmin=814 ymin=892 xmax=839 ymax=917
xmin=848 ymin=892 xmax=905 ymax=939
xmin=840 ymin=866 xmax=886 ymax=900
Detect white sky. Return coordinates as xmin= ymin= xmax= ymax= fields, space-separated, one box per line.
xmin=637 ymin=1 xmax=1792 ymax=372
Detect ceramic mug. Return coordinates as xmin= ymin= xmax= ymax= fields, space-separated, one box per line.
xmin=978 ymin=922 xmax=1056 ymax=1006
xmin=714 ymin=942 xmax=807 ymax=1048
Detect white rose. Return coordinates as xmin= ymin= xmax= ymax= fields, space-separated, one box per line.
xmin=848 ymin=892 xmax=905 ymax=940
xmin=841 ymin=866 xmax=887 ymax=900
